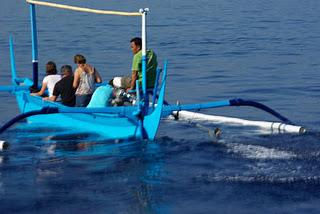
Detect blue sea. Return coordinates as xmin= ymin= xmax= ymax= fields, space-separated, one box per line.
xmin=1 ymin=0 xmax=320 ymax=213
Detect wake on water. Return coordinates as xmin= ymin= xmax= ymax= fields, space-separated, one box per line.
xmin=155 ymin=118 xmax=320 ymax=186
xmin=1 ymin=119 xmax=319 ymax=186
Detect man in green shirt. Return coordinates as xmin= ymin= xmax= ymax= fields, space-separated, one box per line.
xmin=126 ymin=37 xmax=158 ymax=92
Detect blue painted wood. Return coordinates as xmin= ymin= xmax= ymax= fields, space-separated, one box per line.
xmin=29 ymin=4 xmax=39 ymax=89
xmin=0 ymin=85 xmax=30 ymax=92
xmin=152 ymin=67 xmax=162 ymax=109
xmin=9 ymin=36 xmax=18 ymax=86
xmin=162 ymin=100 xmax=231 ymax=117
xmin=229 ymin=98 xmax=293 ymax=124
xmin=143 ymin=60 xmax=167 ymax=140
xmin=5 ymin=69 xmax=168 ymax=140
xmin=14 ymin=91 xmax=142 ymax=139
xmin=162 ymin=98 xmax=293 ymax=124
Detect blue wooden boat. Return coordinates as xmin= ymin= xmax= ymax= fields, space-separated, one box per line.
xmin=0 ymin=0 xmax=305 ymax=141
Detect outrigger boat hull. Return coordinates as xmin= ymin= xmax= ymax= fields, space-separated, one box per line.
xmin=15 ymin=92 xmax=140 ymax=139
xmin=8 ymin=78 xmax=166 ymax=140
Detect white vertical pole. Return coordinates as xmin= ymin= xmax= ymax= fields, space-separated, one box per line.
xmin=139 ymin=8 xmax=149 ymax=139
xmin=140 ymin=8 xmax=149 ymax=99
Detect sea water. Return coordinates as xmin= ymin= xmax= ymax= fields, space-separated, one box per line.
xmin=0 ymin=0 xmax=320 ymax=213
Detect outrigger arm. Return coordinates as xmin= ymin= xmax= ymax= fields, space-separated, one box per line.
xmin=0 ymin=97 xmax=292 ymax=135
xmin=163 ymin=98 xmax=293 ymax=125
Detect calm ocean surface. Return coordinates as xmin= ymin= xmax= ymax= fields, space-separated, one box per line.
xmin=1 ymin=0 xmax=320 ymax=213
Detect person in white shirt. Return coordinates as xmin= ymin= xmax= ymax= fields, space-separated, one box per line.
xmin=31 ymin=61 xmax=61 ymax=97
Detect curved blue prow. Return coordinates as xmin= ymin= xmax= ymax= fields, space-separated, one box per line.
xmin=143 ymin=60 xmax=168 ymax=140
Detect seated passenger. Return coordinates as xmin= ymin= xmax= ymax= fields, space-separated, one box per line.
xmin=31 ymin=61 xmax=61 ymax=97
xmin=43 ymin=65 xmax=76 ymax=107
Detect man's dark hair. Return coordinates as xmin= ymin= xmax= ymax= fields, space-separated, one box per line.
xmin=60 ymin=65 xmax=73 ymax=75
xmin=46 ymin=61 xmax=58 ymax=75
xmin=130 ymin=37 xmax=142 ymax=48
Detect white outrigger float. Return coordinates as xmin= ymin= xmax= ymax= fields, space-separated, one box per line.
xmin=0 ymin=0 xmax=305 ymax=142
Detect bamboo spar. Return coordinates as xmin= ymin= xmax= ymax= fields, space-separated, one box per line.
xmin=26 ymin=0 xmax=142 ymax=16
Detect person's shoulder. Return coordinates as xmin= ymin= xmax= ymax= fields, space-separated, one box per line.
xmin=54 ymin=74 xmax=62 ymax=79
xmin=49 ymin=74 xmax=61 ymax=82
xmin=74 ymin=67 xmax=82 ymax=74
xmin=42 ymin=74 xmax=56 ymax=83
xmin=81 ymin=64 xmax=94 ymax=74
xmin=134 ymin=50 xmax=142 ymax=56
xmin=67 ymin=75 xmax=74 ymax=81
xmin=65 ymin=75 xmax=74 ymax=83
xmin=53 ymin=80 xmax=62 ymax=95
xmin=42 ymin=75 xmax=50 ymax=83
xmin=89 ymin=64 xmax=96 ymax=73
xmin=133 ymin=51 xmax=142 ymax=61
xmin=60 ymin=75 xmax=73 ymax=82
xmin=54 ymin=77 xmax=63 ymax=87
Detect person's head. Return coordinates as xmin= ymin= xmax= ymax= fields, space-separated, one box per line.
xmin=46 ymin=61 xmax=58 ymax=75
xmin=130 ymin=37 xmax=142 ymax=54
xmin=74 ymin=54 xmax=86 ymax=65
xmin=60 ymin=65 xmax=73 ymax=77
xmin=108 ymin=78 xmax=114 ymax=87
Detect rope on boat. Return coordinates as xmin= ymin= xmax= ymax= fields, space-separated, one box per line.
xmin=26 ymin=0 xmax=142 ymax=16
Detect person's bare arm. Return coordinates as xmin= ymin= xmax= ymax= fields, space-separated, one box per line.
xmin=127 ymin=70 xmax=137 ymax=92
xmin=73 ymin=70 xmax=80 ymax=89
xmin=43 ymin=95 xmax=57 ymax=102
xmin=31 ymin=82 xmax=47 ymax=96
xmin=94 ymin=68 xmax=102 ymax=83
